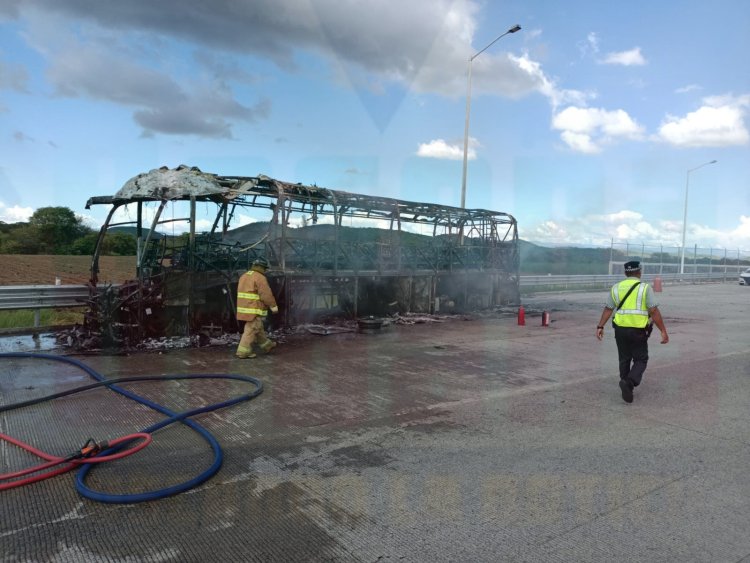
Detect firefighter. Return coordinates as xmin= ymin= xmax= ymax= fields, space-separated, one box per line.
xmin=235 ymin=257 xmax=278 ymax=359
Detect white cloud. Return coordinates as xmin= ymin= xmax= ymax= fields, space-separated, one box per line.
xmin=559 ymin=131 xmax=600 ymax=154
xmin=511 ymin=53 xmax=593 ymax=109
xmin=600 ymin=47 xmax=646 ymax=66
xmin=233 ymin=214 xmax=262 ymax=228
xmin=11 ymin=0 xmax=573 ymax=108
xmin=526 ymin=220 xmax=570 ymax=241
xmin=683 ymin=216 xmax=750 ymax=249
xmin=7 ymin=0 xmax=598 ymax=142
xmin=108 ymin=202 xmax=266 ymax=235
xmin=14 ymin=0 xmax=475 ymax=95
xmin=577 ymin=32 xmax=600 ymax=59
xmin=675 ymin=84 xmax=701 ymax=94
xmin=417 ymin=47 xmax=594 ymax=146
xmin=412 ymin=47 xmax=543 ymax=100
xmin=524 ymin=211 xmax=636 ymax=246
xmin=587 ymin=32 xmax=600 ymax=51
xmin=77 ymin=213 xmax=100 ymax=229
xmin=521 ymin=210 xmax=750 ymax=250
xmin=656 ymin=94 xmax=750 ymax=147
xmin=44 ymin=39 xmax=270 ymax=138
xmin=552 ymin=106 xmax=645 ymax=153
xmin=590 ymin=210 xmax=644 ymax=224
xmin=525 ymin=29 xmax=542 ymax=40
xmin=591 ymin=210 xmax=661 ymax=243
xmin=111 ymin=204 xmax=154 ymax=227
xmin=614 ymin=221 xmax=660 ymax=241
xmin=726 ymin=215 xmax=750 ymax=246
xmin=416 ymin=138 xmax=475 ymax=160
xmin=16 ymin=8 xmax=272 ymax=138
xmin=0 ymin=202 xmax=34 ymax=223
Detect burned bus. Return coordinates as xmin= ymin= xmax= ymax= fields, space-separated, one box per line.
xmin=83 ymin=165 xmax=519 ymax=343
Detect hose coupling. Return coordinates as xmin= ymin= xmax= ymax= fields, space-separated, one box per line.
xmin=66 ymin=438 xmax=110 ymax=461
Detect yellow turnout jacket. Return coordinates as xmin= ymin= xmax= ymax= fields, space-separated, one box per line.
xmin=236 ymin=268 xmax=277 ymax=321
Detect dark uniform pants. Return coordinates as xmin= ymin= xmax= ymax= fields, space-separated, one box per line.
xmin=613 ymin=325 xmax=649 ymax=387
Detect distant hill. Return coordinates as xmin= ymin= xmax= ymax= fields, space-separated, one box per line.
xmin=519 ymin=240 xmax=624 ymax=275
xmin=222 ymin=222 xmax=440 ymax=245
xmin=109 ymin=222 xmax=628 ymax=275
xmin=108 ymin=226 xmax=163 ymax=238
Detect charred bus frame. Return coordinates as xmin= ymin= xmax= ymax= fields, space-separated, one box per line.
xmin=84 ymin=165 xmax=519 ymax=342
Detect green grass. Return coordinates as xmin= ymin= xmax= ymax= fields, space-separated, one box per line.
xmin=0 ymin=308 xmax=85 ymax=329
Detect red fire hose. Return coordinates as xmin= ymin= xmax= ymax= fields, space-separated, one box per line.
xmin=0 ymin=432 xmax=152 ymax=491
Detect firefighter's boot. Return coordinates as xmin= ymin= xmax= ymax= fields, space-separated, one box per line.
xmin=259 ymin=339 xmax=277 ymax=354
xmin=235 ymin=345 xmax=256 ymax=359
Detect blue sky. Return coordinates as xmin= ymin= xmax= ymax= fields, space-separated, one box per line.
xmin=1 ymin=0 xmax=749 ymax=249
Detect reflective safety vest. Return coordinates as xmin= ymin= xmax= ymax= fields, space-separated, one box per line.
xmin=236 ymin=271 xmax=272 ymax=320
xmin=611 ymin=278 xmax=650 ymax=328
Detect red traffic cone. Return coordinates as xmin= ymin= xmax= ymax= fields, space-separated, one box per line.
xmin=653 ymin=276 xmax=663 ymax=292
xmin=542 ymin=311 xmax=550 ymax=326
xmin=517 ymin=305 xmax=526 ymax=326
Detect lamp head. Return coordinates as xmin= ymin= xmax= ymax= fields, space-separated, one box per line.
xmin=509 ymin=24 xmax=521 ymax=33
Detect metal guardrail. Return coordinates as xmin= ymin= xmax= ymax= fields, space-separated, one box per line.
xmin=0 ymin=284 xmax=110 ymax=328
xmin=521 ymin=274 xmax=620 ymax=287
xmin=520 ymin=271 xmax=741 ymax=289
xmin=0 ymin=271 xmax=743 ymax=330
xmin=0 ymin=284 xmax=95 ymax=310
xmin=1 ymin=272 xmax=743 ymax=313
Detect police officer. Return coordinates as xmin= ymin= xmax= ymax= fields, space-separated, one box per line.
xmin=235 ymin=257 xmax=278 ymax=359
xmin=596 ymin=260 xmax=669 ymax=403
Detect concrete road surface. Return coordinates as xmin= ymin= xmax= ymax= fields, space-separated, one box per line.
xmin=1 ymin=283 xmax=749 ymax=562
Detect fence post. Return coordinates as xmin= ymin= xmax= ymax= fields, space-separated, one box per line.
xmin=724 ymin=248 xmax=728 ymax=282
xmin=34 ymin=309 xmax=40 ymax=328
xmin=659 ymin=244 xmax=664 ymax=274
xmin=693 ymin=244 xmax=698 ymax=282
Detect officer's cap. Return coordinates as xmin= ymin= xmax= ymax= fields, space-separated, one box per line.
xmin=624 ymin=260 xmax=641 ymax=272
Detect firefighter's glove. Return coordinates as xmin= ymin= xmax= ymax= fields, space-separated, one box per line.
xmin=270 ymin=306 xmax=279 ymax=314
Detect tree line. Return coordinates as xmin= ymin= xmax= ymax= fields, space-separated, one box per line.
xmin=0 ymin=206 xmax=136 ymax=256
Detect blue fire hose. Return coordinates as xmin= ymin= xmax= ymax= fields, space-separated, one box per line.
xmin=0 ymin=352 xmax=263 ymax=504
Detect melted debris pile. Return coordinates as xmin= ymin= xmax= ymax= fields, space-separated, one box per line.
xmin=55 ymin=308 xmax=520 ymax=353
xmin=56 ymin=325 xmax=289 ymax=353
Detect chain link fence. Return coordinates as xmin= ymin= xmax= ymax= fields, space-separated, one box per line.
xmin=607 ymin=242 xmax=750 ymax=276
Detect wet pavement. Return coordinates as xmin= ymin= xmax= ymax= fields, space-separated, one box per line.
xmin=1 ymin=283 xmax=749 ymax=562
xmin=0 ymin=333 xmax=58 ymax=354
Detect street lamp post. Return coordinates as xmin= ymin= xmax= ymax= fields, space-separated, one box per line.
xmin=460 ymin=24 xmax=521 ymax=209
xmin=679 ymin=159 xmax=717 ymax=274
